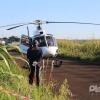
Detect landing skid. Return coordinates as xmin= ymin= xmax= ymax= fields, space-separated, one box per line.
xmin=22 ymin=57 xmax=62 ymax=69
xmin=53 ymin=59 xmax=62 ymax=67
xmin=42 ymin=57 xmax=63 ymax=67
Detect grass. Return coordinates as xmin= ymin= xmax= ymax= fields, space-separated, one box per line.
xmin=57 ymin=39 xmax=100 ymax=64
xmin=0 ymin=61 xmax=72 ymax=100
xmin=0 ymin=45 xmax=72 ymax=100
xmin=1 ymin=39 xmax=100 ymax=99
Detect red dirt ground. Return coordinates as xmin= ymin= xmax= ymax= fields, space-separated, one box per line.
xmin=9 ymin=51 xmax=100 ymax=100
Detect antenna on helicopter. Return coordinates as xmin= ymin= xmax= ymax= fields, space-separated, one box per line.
xmin=27 ymin=26 xmax=29 ymax=37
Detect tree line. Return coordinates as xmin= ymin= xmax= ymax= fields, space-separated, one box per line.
xmin=1 ymin=36 xmax=20 ymax=42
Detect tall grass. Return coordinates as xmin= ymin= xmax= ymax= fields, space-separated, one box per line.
xmin=57 ymin=39 xmax=100 ymax=63
xmin=0 ymin=62 xmax=72 ymax=100
xmin=0 ymin=45 xmax=72 ymax=100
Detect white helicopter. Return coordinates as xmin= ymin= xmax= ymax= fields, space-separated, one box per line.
xmin=5 ymin=20 xmax=62 ymax=67
xmin=1 ymin=20 xmax=100 ymax=67
xmin=6 ymin=20 xmax=100 ymax=57
xmin=7 ymin=20 xmax=58 ymax=59
xmin=19 ymin=27 xmax=58 ymax=59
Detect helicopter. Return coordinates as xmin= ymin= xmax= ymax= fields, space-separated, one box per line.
xmin=6 ymin=20 xmax=59 ymax=59
xmin=1 ymin=20 xmax=100 ymax=67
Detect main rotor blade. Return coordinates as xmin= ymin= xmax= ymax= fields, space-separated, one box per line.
xmin=0 ymin=22 xmax=32 ymax=28
xmin=6 ymin=23 xmax=33 ymax=30
xmin=46 ymin=21 xmax=100 ymax=25
xmin=7 ymin=24 xmax=25 ymax=30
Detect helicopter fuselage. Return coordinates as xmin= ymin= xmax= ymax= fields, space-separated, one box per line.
xmin=19 ymin=30 xmax=58 ymax=58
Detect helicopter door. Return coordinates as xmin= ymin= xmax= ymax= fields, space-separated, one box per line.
xmin=19 ymin=34 xmax=32 ymax=54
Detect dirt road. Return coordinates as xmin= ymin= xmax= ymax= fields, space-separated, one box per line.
xmin=10 ymin=51 xmax=100 ymax=100
xmin=50 ymin=59 xmax=100 ymax=100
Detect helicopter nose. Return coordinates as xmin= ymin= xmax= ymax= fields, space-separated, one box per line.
xmin=49 ymin=49 xmax=57 ymax=56
xmin=42 ymin=47 xmax=58 ymax=58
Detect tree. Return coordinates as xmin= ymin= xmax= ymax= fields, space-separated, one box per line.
xmin=3 ymin=37 xmax=8 ymax=41
xmin=8 ymin=36 xmax=20 ymax=42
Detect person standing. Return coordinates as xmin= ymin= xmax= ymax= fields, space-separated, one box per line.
xmin=27 ymin=39 xmax=43 ymax=86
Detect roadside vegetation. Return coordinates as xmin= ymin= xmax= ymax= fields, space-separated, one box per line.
xmin=57 ymin=39 xmax=100 ymax=64
xmin=0 ymin=45 xmax=72 ymax=100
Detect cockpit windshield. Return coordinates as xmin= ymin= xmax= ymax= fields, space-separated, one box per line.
xmin=46 ymin=36 xmax=57 ymax=47
xmin=35 ymin=36 xmax=46 ymax=47
xmin=34 ymin=36 xmax=57 ymax=47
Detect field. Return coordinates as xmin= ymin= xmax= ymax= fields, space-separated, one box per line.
xmin=0 ymin=39 xmax=100 ymax=100
xmin=57 ymin=39 xmax=100 ymax=63
xmin=0 ymin=45 xmax=71 ymax=100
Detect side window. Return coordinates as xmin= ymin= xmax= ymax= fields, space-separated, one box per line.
xmin=46 ymin=36 xmax=54 ymax=46
xmin=21 ymin=35 xmax=31 ymax=47
xmin=46 ymin=36 xmax=58 ymax=47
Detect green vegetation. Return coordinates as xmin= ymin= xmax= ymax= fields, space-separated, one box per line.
xmin=1 ymin=39 xmax=100 ymax=99
xmin=57 ymin=39 xmax=100 ymax=63
xmin=0 ymin=45 xmax=72 ymax=100
xmin=2 ymin=36 xmax=20 ymax=42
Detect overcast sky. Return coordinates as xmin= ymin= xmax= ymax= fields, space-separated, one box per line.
xmin=0 ymin=0 xmax=100 ymax=39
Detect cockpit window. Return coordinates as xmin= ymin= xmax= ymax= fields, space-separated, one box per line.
xmin=35 ymin=36 xmax=46 ymax=47
xmin=46 ymin=36 xmax=57 ymax=47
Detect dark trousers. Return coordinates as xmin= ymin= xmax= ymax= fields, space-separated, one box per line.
xmin=29 ymin=63 xmax=40 ymax=86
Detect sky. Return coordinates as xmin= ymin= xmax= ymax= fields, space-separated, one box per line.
xmin=0 ymin=0 xmax=100 ymax=39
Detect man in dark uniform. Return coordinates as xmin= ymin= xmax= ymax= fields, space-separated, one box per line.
xmin=27 ymin=39 xmax=43 ymax=86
